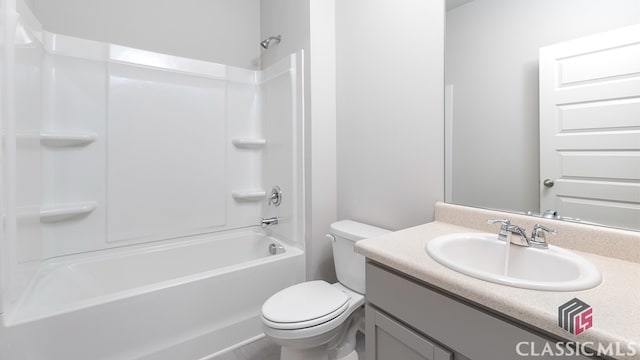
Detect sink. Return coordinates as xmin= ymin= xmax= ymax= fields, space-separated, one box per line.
xmin=425 ymin=233 xmax=602 ymax=291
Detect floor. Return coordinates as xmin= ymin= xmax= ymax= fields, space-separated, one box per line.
xmin=213 ymin=337 xmax=280 ymax=360
xmin=213 ymin=333 xmax=366 ymax=360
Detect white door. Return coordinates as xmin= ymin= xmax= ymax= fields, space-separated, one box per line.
xmin=539 ymin=24 xmax=640 ymax=230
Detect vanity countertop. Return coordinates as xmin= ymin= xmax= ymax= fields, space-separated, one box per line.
xmin=355 ymin=219 xmax=640 ymax=359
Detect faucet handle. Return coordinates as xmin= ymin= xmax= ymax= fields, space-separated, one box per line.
xmin=487 ymin=219 xmax=511 ymax=227
xmin=530 ymin=224 xmax=556 ymax=249
xmin=488 ymin=219 xmax=512 ymax=242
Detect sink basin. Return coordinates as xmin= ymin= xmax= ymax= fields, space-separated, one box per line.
xmin=426 ymin=233 xmax=602 ymax=291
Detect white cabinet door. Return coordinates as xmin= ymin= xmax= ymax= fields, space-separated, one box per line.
xmin=539 ymin=24 xmax=640 ymax=230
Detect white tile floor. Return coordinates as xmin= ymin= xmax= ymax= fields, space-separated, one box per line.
xmin=213 ymin=333 xmax=365 ymax=360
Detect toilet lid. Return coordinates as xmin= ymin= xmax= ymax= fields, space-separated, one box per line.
xmin=261 ymin=281 xmax=350 ymax=330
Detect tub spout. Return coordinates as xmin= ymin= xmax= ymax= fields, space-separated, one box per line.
xmin=261 ymin=216 xmax=279 ymax=228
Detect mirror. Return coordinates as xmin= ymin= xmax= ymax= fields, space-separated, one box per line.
xmin=445 ymin=0 xmax=640 ymax=231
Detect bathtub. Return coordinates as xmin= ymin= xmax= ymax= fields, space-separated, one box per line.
xmin=0 ymin=228 xmax=304 ymax=360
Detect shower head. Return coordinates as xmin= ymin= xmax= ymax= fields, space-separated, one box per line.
xmin=261 ymin=35 xmax=282 ymax=49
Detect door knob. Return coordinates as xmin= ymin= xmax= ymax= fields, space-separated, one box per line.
xmin=543 ymin=179 xmax=554 ymax=188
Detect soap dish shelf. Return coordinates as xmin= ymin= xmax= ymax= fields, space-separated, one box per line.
xmin=40 ymin=202 xmax=98 ymax=223
xmin=40 ymin=132 xmax=97 ymax=147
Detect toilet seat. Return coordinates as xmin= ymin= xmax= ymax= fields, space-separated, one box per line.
xmin=262 ymin=281 xmax=350 ymax=330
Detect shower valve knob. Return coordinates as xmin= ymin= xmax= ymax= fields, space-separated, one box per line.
xmin=268 ymin=186 xmax=282 ymax=207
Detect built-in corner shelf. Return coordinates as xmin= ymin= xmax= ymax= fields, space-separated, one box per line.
xmin=232 ymin=190 xmax=266 ymax=202
xmin=40 ymin=132 xmax=97 ymax=147
xmin=40 ymin=201 xmax=97 ymax=223
xmin=232 ymin=138 xmax=266 ymax=149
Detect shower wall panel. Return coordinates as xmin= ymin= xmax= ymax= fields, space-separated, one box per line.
xmin=7 ymin=14 xmax=46 ymax=314
xmin=15 ymin=36 xmax=44 ymax=264
xmin=261 ymin=54 xmax=304 ymax=245
xmin=41 ymin=54 xmax=107 ymax=257
xmin=106 ymin=64 xmax=227 ymax=244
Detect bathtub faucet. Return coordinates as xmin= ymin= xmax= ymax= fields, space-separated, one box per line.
xmin=261 ymin=216 xmax=279 ymax=229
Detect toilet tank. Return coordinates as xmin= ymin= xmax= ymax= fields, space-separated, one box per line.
xmin=329 ymin=220 xmax=390 ymax=294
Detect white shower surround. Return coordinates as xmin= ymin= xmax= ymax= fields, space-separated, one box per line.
xmin=31 ymin=31 xmax=283 ymax=256
xmin=2 ymin=5 xmax=305 ymax=359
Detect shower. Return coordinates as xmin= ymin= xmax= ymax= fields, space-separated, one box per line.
xmin=0 ymin=1 xmax=306 ymax=358
xmin=261 ymin=35 xmax=282 ymax=49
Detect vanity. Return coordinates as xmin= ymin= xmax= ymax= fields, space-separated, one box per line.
xmin=355 ymin=4 xmax=640 ymax=357
xmin=356 ymin=203 xmax=640 ymax=360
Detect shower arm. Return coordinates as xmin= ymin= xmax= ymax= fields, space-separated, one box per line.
xmin=261 ymin=35 xmax=282 ymax=49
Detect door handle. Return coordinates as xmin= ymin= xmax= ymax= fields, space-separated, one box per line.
xmin=543 ymin=179 xmax=555 ymax=188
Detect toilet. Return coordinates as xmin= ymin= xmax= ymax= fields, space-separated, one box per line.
xmin=261 ymin=220 xmax=390 ymax=360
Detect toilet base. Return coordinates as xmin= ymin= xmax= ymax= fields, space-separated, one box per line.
xmin=338 ymin=350 xmax=359 ymax=360
xmin=281 ymin=345 xmax=330 ymax=360
xmin=276 ymin=309 xmax=364 ymax=360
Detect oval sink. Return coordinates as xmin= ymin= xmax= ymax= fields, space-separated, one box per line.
xmin=426 ymin=233 xmax=602 ymax=291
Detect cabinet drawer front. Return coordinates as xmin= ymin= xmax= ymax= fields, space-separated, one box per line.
xmin=366 ymin=262 xmax=592 ymax=360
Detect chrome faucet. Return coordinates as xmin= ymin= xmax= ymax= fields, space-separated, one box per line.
xmin=506 ymin=223 xmax=531 ymax=247
xmin=488 ymin=219 xmax=556 ymax=249
xmin=530 ymin=224 xmax=557 ymax=249
xmin=261 ymin=216 xmax=279 ymax=228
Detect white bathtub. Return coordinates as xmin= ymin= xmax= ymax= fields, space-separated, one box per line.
xmin=0 ymin=228 xmax=304 ymax=360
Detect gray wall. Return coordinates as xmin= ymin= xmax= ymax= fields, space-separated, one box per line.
xmin=336 ymin=0 xmax=445 ymax=231
xmin=33 ymin=0 xmax=261 ymax=68
xmin=307 ymin=1 xmax=338 ymax=281
xmin=260 ymin=0 xmax=309 ymax=69
xmin=447 ymin=0 xmax=640 ymax=213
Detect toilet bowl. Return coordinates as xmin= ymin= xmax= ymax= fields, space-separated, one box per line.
xmin=261 ymin=220 xmax=390 ymax=360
